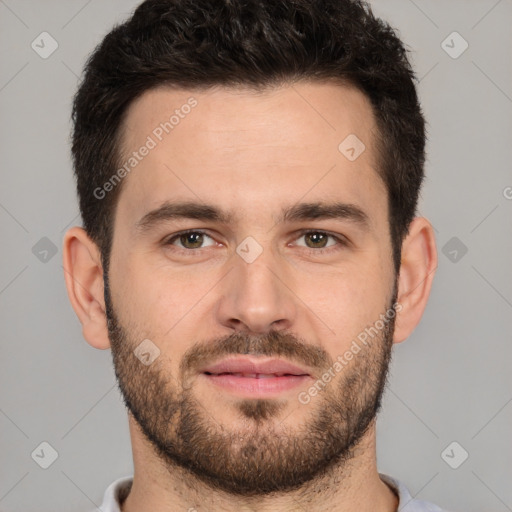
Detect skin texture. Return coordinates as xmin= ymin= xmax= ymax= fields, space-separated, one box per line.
xmin=63 ymin=81 xmax=437 ymax=512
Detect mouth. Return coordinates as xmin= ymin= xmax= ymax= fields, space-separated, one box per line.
xmin=200 ymin=357 xmax=313 ymax=396
xmin=204 ymin=372 xmax=307 ymax=378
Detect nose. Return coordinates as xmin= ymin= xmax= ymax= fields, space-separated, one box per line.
xmin=215 ymin=247 xmax=297 ymax=334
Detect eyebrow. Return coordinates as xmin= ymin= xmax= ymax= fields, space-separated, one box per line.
xmin=135 ymin=200 xmax=370 ymax=233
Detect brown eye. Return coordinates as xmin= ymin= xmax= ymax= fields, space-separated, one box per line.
xmin=304 ymin=232 xmax=329 ymax=248
xmin=166 ymin=231 xmax=216 ymax=250
xmin=180 ymin=232 xmax=204 ymax=249
xmin=295 ymin=231 xmax=341 ymax=251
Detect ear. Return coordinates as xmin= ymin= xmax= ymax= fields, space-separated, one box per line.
xmin=393 ymin=217 xmax=437 ymax=344
xmin=62 ymin=226 xmax=111 ymax=350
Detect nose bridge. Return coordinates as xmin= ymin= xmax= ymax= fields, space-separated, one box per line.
xmin=216 ymin=240 xmax=296 ymax=333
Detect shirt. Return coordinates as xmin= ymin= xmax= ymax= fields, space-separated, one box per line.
xmin=93 ymin=472 xmax=452 ymax=511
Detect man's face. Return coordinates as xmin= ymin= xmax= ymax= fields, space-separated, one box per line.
xmin=106 ymin=82 xmax=397 ymax=495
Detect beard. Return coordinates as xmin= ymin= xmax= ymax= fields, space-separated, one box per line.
xmin=104 ymin=273 xmax=397 ymax=497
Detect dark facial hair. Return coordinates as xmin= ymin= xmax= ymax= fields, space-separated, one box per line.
xmin=105 ymin=272 xmax=397 ymax=497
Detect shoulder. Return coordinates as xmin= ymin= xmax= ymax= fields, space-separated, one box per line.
xmin=88 ymin=475 xmax=133 ymax=512
xmin=379 ymin=473 xmax=455 ymax=512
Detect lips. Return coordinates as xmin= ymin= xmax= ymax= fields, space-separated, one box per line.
xmin=201 ymin=357 xmax=313 ymax=399
xmin=201 ymin=357 xmax=313 ymax=396
xmin=201 ymin=357 xmax=311 ymax=378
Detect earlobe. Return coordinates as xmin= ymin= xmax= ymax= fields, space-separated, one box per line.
xmin=62 ymin=227 xmax=111 ymax=350
xmin=393 ymin=217 xmax=438 ymax=344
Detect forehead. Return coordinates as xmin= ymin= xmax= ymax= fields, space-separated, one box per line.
xmin=115 ymin=81 xmax=386 ymax=228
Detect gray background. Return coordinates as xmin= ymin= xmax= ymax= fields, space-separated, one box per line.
xmin=0 ymin=0 xmax=511 ymax=511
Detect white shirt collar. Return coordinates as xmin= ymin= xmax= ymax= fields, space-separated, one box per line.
xmin=95 ymin=472 xmax=448 ymax=512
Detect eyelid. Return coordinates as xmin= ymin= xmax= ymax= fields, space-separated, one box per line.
xmin=291 ymin=229 xmax=349 ymax=252
xmin=164 ymin=229 xmax=217 ymax=248
xmin=293 ymin=228 xmax=348 ymax=243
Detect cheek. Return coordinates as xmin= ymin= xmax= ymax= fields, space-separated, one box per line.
xmin=296 ymin=258 xmax=391 ymax=347
xmin=108 ymin=252 xmax=169 ymax=333
xmin=112 ymin=256 xmax=220 ymax=340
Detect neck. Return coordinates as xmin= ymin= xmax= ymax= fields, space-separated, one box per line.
xmin=121 ymin=416 xmax=398 ymax=512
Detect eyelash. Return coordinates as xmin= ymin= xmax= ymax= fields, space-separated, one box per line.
xmin=163 ymin=229 xmax=348 ymax=256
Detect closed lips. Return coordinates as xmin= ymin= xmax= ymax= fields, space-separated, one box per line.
xmin=201 ymin=357 xmax=311 ymax=377
xmin=204 ymin=372 xmax=305 ymax=378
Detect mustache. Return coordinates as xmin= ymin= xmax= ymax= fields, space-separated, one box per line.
xmin=180 ymin=330 xmax=333 ymax=378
